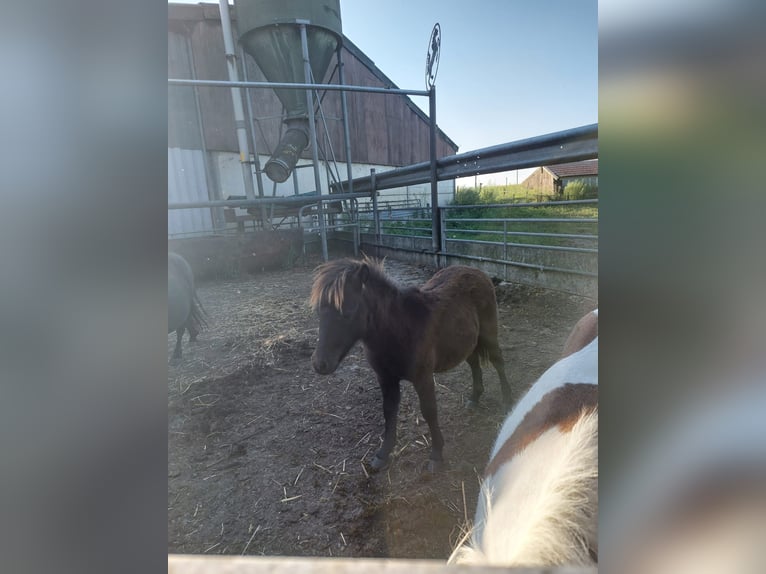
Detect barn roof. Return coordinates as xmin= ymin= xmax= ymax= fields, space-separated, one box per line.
xmin=341 ymin=37 xmax=458 ymax=151
xmin=546 ymin=159 xmax=598 ymax=178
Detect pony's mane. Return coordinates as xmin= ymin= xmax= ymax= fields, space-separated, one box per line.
xmin=309 ymin=256 xmax=387 ymax=312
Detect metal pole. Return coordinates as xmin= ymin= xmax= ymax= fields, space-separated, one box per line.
xmin=336 ymin=46 xmax=354 ymax=195
xmin=238 ymin=46 xmax=265 ymax=199
xmin=169 ymin=77 xmax=430 ymax=97
xmin=298 ymin=21 xmax=328 ymax=261
xmin=439 ymin=208 xmax=447 ymax=253
xmin=429 ymin=86 xmax=440 ymax=257
xmin=503 ymin=220 xmax=509 ymax=281
xmin=218 ymin=0 xmax=256 ymax=201
xmin=168 ymin=190 xmax=372 ymax=210
xmin=371 ymin=168 xmax=380 ymax=244
xmin=291 ymin=169 xmax=300 ymax=196
xmin=351 ymin=198 xmax=359 ymax=257
xmin=238 ymin=45 xmax=269 ymax=228
xmin=503 ymin=220 xmax=508 ymax=261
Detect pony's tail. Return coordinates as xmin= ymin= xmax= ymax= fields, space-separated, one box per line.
xmin=475 ymin=346 xmax=491 ymax=367
xmin=188 ymin=291 xmax=208 ymax=334
xmin=450 ymin=410 xmax=598 ymax=567
xmin=448 ymin=519 xmax=486 ymax=565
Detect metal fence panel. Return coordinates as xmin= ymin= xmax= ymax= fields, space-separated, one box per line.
xmin=346 ymin=199 xmax=598 ymax=297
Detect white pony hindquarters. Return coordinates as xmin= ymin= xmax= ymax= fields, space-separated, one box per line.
xmin=453 ymin=408 xmax=598 ymax=566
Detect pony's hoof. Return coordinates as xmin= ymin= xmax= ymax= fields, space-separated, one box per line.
xmin=169 ymin=356 xmax=181 ymax=366
xmin=426 ymin=459 xmax=447 ymax=474
xmin=465 ymin=399 xmax=479 ymax=410
xmin=369 ymin=455 xmax=389 ymax=472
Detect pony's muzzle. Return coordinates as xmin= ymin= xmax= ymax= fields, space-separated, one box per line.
xmin=311 ymin=352 xmax=336 ymax=375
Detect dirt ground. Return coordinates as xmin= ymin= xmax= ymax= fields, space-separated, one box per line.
xmin=168 ymin=256 xmax=595 ymax=559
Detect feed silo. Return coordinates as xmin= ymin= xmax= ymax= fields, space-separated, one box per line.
xmin=236 ymin=0 xmax=343 ymax=183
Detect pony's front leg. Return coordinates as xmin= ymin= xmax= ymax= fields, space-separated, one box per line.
xmin=414 ymin=374 xmax=446 ymax=473
xmin=370 ymin=377 xmax=401 ymax=471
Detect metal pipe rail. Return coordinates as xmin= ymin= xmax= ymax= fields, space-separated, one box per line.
xmin=443 ymin=229 xmax=598 ymax=240
xmin=168 ymin=191 xmax=371 ymax=210
xmin=168 ymin=78 xmax=430 ymax=97
xmin=445 ymin=227 xmax=598 ymax=241
xmin=297 ymin=199 xmax=358 ymax=222
xmin=366 ymin=218 xmax=433 ymax=224
xmin=332 ymin=124 xmax=598 ymax=194
xmin=448 ymin=217 xmax=597 ymax=224
xmin=364 ymin=233 xmax=431 ymax=242
xmin=441 ymin=252 xmax=599 ymax=277
xmin=377 ymin=226 xmax=431 ymax=234
xmin=444 ymin=236 xmax=599 ymax=254
xmin=441 ymin=198 xmax=598 ymax=210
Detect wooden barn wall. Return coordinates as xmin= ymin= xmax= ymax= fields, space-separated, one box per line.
xmin=168 ymin=4 xmax=458 ymax=167
xmin=520 ymin=167 xmax=556 ymax=193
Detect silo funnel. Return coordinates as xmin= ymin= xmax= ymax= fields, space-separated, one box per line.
xmin=236 ymin=0 xmax=342 ymax=183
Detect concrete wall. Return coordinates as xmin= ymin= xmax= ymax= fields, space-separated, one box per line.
xmin=333 ymin=232 xmax=597 ymax=298
xmin=168 ymin=229 xmax=303 ymax=279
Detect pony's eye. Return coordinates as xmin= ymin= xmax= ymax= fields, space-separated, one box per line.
xmin=341 ymin=302 xmax=358 ymax=317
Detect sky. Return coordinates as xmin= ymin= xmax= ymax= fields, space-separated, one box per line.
xmin=170 ymin=1 xmax=598 ymax=186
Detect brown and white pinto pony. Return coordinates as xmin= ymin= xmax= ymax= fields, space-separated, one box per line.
xmin=450 ymin=309 xmax=598 ymax=566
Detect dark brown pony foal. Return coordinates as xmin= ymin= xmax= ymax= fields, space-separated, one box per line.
xmin=310 ymin=257 xmax=512 ymax=472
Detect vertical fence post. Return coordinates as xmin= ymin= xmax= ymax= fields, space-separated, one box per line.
xmin=351 ymin=198 xmax=359 ymax=257
xmin=503 ymin=220 xmax=508 ymax=261
xmin=439 ymin=208 xmax=447 ymax=256
xmin=371 ymin=168 xmax=380 ymax=249
xmin=429 ymin=86 xmax=440 ymax=257
xmin=503 ymin=220 xmax=508 ymax=281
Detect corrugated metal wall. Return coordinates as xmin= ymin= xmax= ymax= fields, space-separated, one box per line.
xmin=168 ymin=148 xmax=215 ymax=237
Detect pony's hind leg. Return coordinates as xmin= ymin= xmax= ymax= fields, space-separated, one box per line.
xmin=187 ymin=321 xmax=199 ymax=343
xmin=413 ymin=375 xmax=446 ymax=473
xmin=488 ymin=342 xmax=513 ymax=408
xmin=465 ymin=350 xmax=484 ymax=409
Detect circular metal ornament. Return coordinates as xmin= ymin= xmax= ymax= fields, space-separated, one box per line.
xmin=425 ymin=23 xmax=441 ymax=90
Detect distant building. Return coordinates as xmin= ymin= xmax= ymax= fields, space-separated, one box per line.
xmin=520 ymin=159 xmax=598 ymax=196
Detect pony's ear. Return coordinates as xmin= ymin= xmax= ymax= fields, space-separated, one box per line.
xmin=358 ymin=263 xmax=369 ymax=285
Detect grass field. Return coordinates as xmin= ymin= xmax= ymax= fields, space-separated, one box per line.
xmin=364 ymin=193 xmax=598 ymax=250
